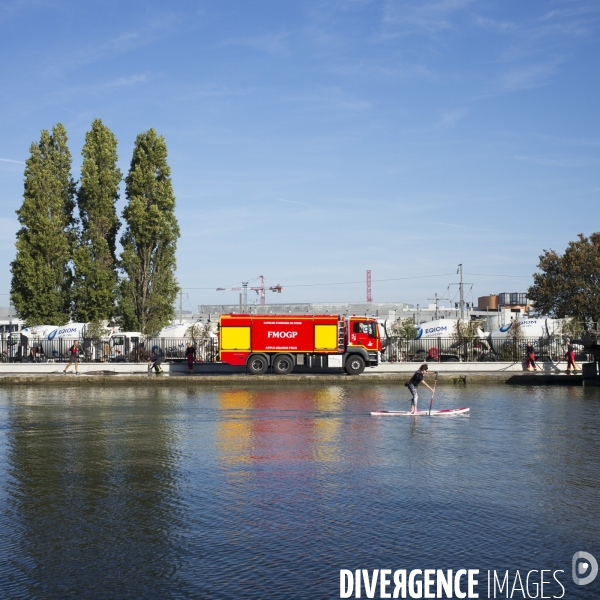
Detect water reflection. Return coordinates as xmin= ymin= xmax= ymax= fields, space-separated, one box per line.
xmin=217 ymin=390 xmax=255 ymax=467
xmin=0 ymin=384 xmax=597 ymax=599
xmin=3 ymin=387 xmax=186 ymax=599
xmin=216 ymin=385 xmax=381 ymax=467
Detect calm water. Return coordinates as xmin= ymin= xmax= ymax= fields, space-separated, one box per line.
xmin=0 ymin=383 xmax=598 ymax=599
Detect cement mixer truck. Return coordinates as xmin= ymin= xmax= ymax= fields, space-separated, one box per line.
xmin=488 ymin=317 xmax=566 ymax=362
xmin=3 ymin=325 xmax=57 ymax=362
xmin=381 ymin=318 xmax=492 ymax=363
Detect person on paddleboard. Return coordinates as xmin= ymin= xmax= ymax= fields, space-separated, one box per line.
xmin=406 ymin=364 xmax=433 ymax=414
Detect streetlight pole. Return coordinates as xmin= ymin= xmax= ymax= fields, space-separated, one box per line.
xmin=242 ymin=282 xmax=248 ymax=312
xmin=427 ymin=293 xmax=449 ymax=320
xmin=458 ymin=263 xmax=464 ymax=321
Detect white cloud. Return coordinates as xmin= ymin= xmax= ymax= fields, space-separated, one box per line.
xmin=429 ymin=221 xmax=511 ymax=234
xmin=493 ymin=59 xmax=562 ymax=94
xmin=274 ymin=199 xmax=311 ymax=206
xmin=221 ymin=31 xmax=291 ymax=56
xmin=282 ymin=86 xmax=371 ymax=111
xmin=382 ymin=0 xmax=476 ymax=34
xmin=44 ymin=74 xmax=153 ymax=102
xmin=514 ymin=155 xmax=598 ymax=168
xmin=44 ymin=12 xmax=185 ymax=75
xmin=0 ymin=0 xmax=59 ymax=22
xmin=0 ymin=158 xmax=25 ymax=164
xmin=432 ymin=108 xmax=468 ymax=129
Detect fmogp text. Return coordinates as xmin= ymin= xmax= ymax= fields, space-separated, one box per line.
xmin=339 ymin=568 xmax=568 ymax=599
xmin=266 ymin=331 xmax=299 ymax=339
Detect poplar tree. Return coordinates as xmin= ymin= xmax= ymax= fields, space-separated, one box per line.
xmin=72 ymin=119 xmax=121 ymax=322
xmin=118 ymin=128 xmax=179 ymax=335
xmin=10 ymin=124 xmax=76 ymax=325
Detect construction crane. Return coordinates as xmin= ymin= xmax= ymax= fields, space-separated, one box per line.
xmin=217 ymin=275 xmax=283 ymax=307
xmin=216 ymin=282 xmax=248 ymax=311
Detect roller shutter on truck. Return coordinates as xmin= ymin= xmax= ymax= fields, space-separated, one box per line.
xmin=314 ymin=325 xmax=338 ymax=350
xmin=220 ymin=326 xmax=251 ymax=350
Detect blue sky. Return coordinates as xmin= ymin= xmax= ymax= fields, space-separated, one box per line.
xmin=0 ymin=0 xmax=599 ymax=312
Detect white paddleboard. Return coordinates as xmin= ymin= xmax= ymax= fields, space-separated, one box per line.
xmin=370 ymin=407 xmax=470 ymax=417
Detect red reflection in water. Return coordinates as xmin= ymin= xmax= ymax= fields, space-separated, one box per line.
xmin=216 ymin=385 xmax=384 ymax=468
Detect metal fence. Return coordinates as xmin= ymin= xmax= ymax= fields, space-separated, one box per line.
xmin=381 ymin=336 xmax=591 ymax=363
xmin=0 ymin=334 xmax=592 ymax=365
xmin=0 ymin=337 xmax=220 ymax=364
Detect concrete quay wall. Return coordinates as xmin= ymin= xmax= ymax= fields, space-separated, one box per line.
xmin=0 ymin=360 xmax=573 ymax=376
xmin=0 ymin=362 xmax=583 ymax=387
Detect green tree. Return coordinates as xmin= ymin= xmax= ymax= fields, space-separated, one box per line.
xmin=10 ymin=124 xmax=76 ymax=325
xmin=185 ymin=322 xmax=213 ymax=344
xmin=118 ymin=128 xmax=179 ymax=335
xmin=72 ymin=119 xmax=122 ymax=322
xmin=391 ymin=317 xmax=419 ymax=338
xmin=452 ymin=318 xmax=484 ymax=342
xmin=528 ymin=233 xmax=600 ymax=325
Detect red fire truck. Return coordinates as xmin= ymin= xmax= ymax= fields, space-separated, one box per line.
xmin=219 ymin=314 xmax=382 ymax=375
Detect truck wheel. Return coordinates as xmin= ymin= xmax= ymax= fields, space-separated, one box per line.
xmin=272 ymin=354 xmax=294 ymax=375
xmin=247 ymin=354 xmax=268 ymax=375
xmin=345 ymin=354 xmax=365 ymax=375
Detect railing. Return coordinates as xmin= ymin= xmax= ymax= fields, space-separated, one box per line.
xmin=0 ymin=335 xmax=592 ymax=364
xmin=0 ymin=337 xmax=220 ymax=364
xmin=380 ymin=336 xmax=591 ymax=364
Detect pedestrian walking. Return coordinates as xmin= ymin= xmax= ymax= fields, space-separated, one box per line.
xmin=185 ymin=343 xmax=196 ymax=374
xmin=63 ymin=340 xmax=80 ymax=375
xmin=566 ymin=339 xmax=578 ymax=374
xmin=526 ymin=342 xmax=537 ymax=371
xmin=405 ymin=364 xmax=433 ymax=414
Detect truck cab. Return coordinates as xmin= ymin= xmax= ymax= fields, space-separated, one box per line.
xmin=347 ymin=317 xmax=381 ymax=367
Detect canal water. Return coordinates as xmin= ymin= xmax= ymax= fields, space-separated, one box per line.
xmin=0 ymin=383 xmax=598 ymax=599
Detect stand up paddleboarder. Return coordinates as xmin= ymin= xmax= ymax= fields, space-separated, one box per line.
xmin=406 ymin=364 xmax=434 ymax=414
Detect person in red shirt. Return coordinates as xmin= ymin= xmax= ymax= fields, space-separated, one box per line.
xmin=526 ymin=342 xmax=537 ymax=371
xmin=185 ymin=343 xmax=196 ymax=374
xmin=63 ymin=341 xmax=80 ymax=375
xmin=566 ymin=340 xmax=578 ymax=374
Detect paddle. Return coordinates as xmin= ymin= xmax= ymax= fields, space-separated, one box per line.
xmin=428 ymin=371 xmax=439 ymax=416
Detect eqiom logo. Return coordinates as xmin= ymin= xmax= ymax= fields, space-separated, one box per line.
xmin=499 ymin=323 xmax=512 ymax=333
xmin=48 ymin=329 xmax=58 ymax=340
xmin=415 ymin=327 xmax=423 ymax=340
xmin=424 ymin=325 xmax=448 ymax=335
xmin=573 ymin=551 xmax=598 ymax=586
